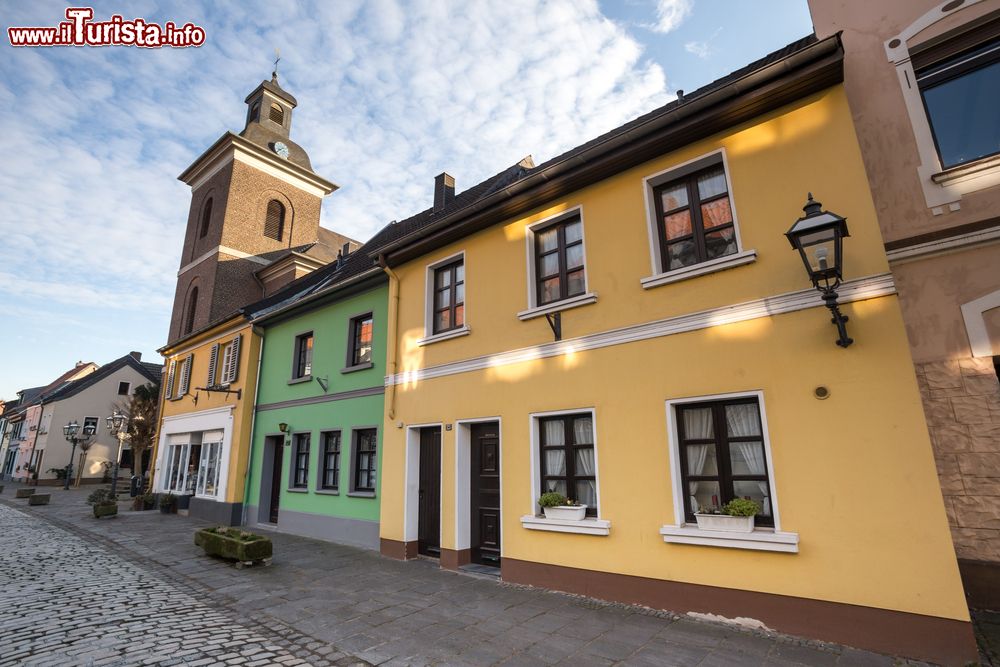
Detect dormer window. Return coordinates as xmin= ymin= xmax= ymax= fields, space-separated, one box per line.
xmin=269 ymin=103 xmax=284 ymax=126
xmin=264 ymin=199 xmax=285 ymax=241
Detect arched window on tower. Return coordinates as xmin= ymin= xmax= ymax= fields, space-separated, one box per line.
xmin=199 ymin=198 xmax=213 ymax=238
xmin=269 ymin=103 xmax=284 ymax=126
xmin=264 ymin=200 xmax=285 ymax=241
xmin=184 ymin=286 xmax=199 ymax=335
xmin=249 ymin=102 xmax=260 ymax=123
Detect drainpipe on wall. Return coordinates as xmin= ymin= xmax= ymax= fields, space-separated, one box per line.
xmin=240 ymin=326 xmax=266 ymax=527
xmin=378 ymin=254 xmax=400 ymax=421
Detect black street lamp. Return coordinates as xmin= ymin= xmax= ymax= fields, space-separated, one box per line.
xmin=62 ymin=421 xmax=94 ymax=491
xmin=785 ymin=193 xmax=853 ymax=348
xmin=106 ymin=412 xmax=129 ymax=499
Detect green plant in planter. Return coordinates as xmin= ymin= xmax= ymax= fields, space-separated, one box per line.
xmin=159 ymin=493 xmax=178 ymax=512
xmin=537 ymin=492 xmax=581 ymax=508
xmin=87 ymin=489 xmax=113 ymax=506
xmin=722 ymin=498 xmax=760 ymax=517
xmin=93 ymin=501 xmax=118 ymax=518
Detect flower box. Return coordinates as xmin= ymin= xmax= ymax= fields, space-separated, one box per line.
xmin=694 ymin=513 xmax=754 ymax=533
xmin=15 ymin=488 xmax=34 ymax=499
xmin=28 ymin=493 xmax=50 ymax=506
xmin=542 ymin=505 xmax=588 ymax=521
xmin=194 ymin=528 xmax=273 ymax=564
xmin=93 ymin=502 xmax=118 ymax=519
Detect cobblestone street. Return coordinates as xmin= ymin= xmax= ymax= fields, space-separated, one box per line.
xmin=0 ymin=488 xmax=941 ymax=666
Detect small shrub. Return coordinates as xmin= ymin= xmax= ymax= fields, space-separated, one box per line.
xmin=159 ymin=493 xmax=178 ymax=508
xmin=537 ymin=492 xmax=581 ymax=508
xmin=723 ymin=498 xmax=760 ymax=517
xmin=47 ymin=467 xmax=68 ymax=480
xmin=87 ymin=489 xmax=113 ymax=506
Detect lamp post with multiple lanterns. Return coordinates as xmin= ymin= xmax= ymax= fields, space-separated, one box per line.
xmin=785 ymin=193 xmax=854 ymax=348
xmin=105 ymin=412 xmax=129 ymax=499
xmin=62 ymin=421 xmax=94 ymax=491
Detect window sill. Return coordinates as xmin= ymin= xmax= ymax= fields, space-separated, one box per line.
xmin=659 ymin=524 xmax=798 ymax=553
xmin=347 ymin=491 xmax=376 ymax=498
xmin=520 ymin=515 xmax=611 ymax=536
xmin=417 ymin=326 xmax=471 ymax=346
xmin=517 ymin=292 xmax=598 ymax=321
xmin=641 ymin=250 xmax=757 ymax=290
xmin=315 ymin=489 xmax=339 ymax=496
xmin=341 ymin=362 xmax=374 ymax=374
xmin=931 ymin=152 xmax=1000 ymax=185
xmin=287 ymin=375 xmax=312 ymax=385
xmin=286 ymin=488 xmax=308 ymax=494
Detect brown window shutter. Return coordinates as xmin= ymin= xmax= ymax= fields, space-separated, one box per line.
xmin=179 ymin=354 xmax=193 ymax=396
xmin=166 ymin=360 xmax=176 ymax=398
xmin=227 ymin=335 xmax=243 ymax=384
xmin=207 ymin=344 xmax=219 ymax=386
xmin=264 ymin=200 xmax=285 ymax=240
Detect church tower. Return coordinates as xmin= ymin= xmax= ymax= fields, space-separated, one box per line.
xmin=167 ymin=71 xmax=352 ymax=344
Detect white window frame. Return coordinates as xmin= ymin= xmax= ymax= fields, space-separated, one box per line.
xmin=521 ymin=407 xmax=610 ymax=536
xmin=82 ymin=416 xmax=99 ymax=437
xmin=218 ymin=340 xmax=234 ymax=385
xmin=883 ymin=0 xmax=1000 ymax=210
xmin=418 ymin=250 xmax=471 ymax=346
xmin=660 ymin=390 xmax=798 ymax=553
xmin=518 ymin=206 xmax=598 ymax=321
xmin=640 ymin=148 xmax=756 ymax=290
xmin=195 ymin=435 xmax=224 ymax=498
xmin=152 ymin=406 xmax=234 ymax=500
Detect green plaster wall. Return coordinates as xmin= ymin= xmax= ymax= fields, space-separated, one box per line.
xmin=247 ymin=281 xmax=388 ymax=523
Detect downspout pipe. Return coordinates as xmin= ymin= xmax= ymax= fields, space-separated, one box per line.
xmin=378 ymin=254 xmax=400 ymax=421
xmin=241 ymin=324 xmax=266 ymax=527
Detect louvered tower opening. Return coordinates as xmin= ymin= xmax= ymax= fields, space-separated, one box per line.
xmin=269 ymin=103 xmax=284 ymax=125
xmin=264 ymin=200 xmax=285 ymax=241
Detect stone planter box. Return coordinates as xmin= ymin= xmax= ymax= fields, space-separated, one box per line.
xmin=15 ymin=488 xmax=34 ymax=499
xmin=542 ymin=505 xmax=587 ymax=521
xmin=177 ymin=494 xmax=194 ymax=511
xmin=28 ymin=494 xmax=50 ymax=506
xmin=93 ymin=502 xmax=118 ymax=519
xmin=694 ymin=513 xmax=755 ymax=533
xmin=195 ymin=528 xmax=272 ymax=565
xmin=0 ymin=484 xmax=5 ymax=494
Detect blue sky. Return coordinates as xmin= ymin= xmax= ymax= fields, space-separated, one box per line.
xmin=0 ymin=0 xmax=812 ymax=399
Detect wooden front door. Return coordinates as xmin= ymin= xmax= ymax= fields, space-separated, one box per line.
xmin=470 ymin=422 xmax=501 ymax=566
xmin=418 ymin=427 xmax=442 ymax=557
xmin=268 ymin=438 xmax=283 ymax=523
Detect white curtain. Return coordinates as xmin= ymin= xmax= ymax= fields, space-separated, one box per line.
xmin=544 ymin=420 xmax=564 ymax=446
xmin=573 ymin=417 xmax=593 ymax=445
xmin=682 ymin=408 xmax=713 ymax=513
xmin=686 ymin=445 xmax=708 ymax=512
xmin=545 ymin=450 xmax=565 ymax=475
xmin=726 ymin=404 xmax=770 ymax=514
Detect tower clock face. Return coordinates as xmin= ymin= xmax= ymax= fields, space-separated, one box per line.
xmin=273 ymin=142 xmax=290 ymax=159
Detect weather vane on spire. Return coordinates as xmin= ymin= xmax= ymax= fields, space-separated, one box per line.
xmin=272 ymin=48 xmax=280 ymax=79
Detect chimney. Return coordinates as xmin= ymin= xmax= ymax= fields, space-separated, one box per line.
xmin=434 ymin=172 xmax=455 ymax=212
xmin=341 ymin=242 xmax=352 ymax=257
xmin=129 ymin=351 xmax=142 ymax=362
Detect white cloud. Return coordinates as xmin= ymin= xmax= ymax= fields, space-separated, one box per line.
xmin=648 ymin=0 xmax=693 ymax=34
xmin=685 ymin=27 xmax=722 ymax=59
xmin=0 ymin=0 xmax=672 ymax=396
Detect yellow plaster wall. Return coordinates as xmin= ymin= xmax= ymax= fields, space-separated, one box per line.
xmin=378 ymin=85 xmax=969 ymax=622
xmin=157 ymin=319 xmax=260 ymax=505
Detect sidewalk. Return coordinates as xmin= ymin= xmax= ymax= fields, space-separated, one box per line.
xmin=0 ymin=483 xmax=947 ymax=666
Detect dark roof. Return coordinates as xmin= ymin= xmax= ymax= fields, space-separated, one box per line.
xmin=245 ymin=73 xmax=298 ymax=107
xmin=41 ymin=354 xmax=161 ymax=405
xmin=378 ymin=33 xmax=834 ymax=261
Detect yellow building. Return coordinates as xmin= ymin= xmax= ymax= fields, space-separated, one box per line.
xmin=152 ymin=315 xmax=259 ymax=524
xmin=375 ymin=35 xmax=975 ymax=664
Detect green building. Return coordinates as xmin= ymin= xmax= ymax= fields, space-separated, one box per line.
xmin=243 ymin=250 xmax=388 ymax=549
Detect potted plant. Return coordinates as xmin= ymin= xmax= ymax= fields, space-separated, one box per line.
xmin=538 ymin=492 xmax=587 ymax=520
xmin=134 ymin=492 xmax=156 ymax=511
xmin=694 ymin=498 xmax=761 ymax=533
xmin=159 ymin=493 xmax=178 ymax=514
xmin=87 ymin=488 xmax=118 ymax=519
xmin=194 ymin=526 xmax=273 ymax=566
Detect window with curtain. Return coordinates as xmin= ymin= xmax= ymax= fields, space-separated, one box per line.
xmin=916 ymin=37 xmax=1000 ymax=169
xmin=676 ymin=397 xmax=772 ymax=526
xmin=431 ymin=259 xmax=465 ymax=334
xmin=534 ymin=216 xmax=586 ymax=306
xmin=320 ymin=431 xmax=341 ymax=491
xmin=538 ymin=413 xmax=597 ymax=517
xmin=291 ymin=433 xmax=310 ymax=489
xmin=653 ymin=164 xmax=737 ymax=272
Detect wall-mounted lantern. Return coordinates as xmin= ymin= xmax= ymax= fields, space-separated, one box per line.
xmin=785 ymin=193 xmax=853 ymax=348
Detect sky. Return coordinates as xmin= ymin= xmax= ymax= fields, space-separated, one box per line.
xmin=0 ymin=0 xmax=813 ymax=400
